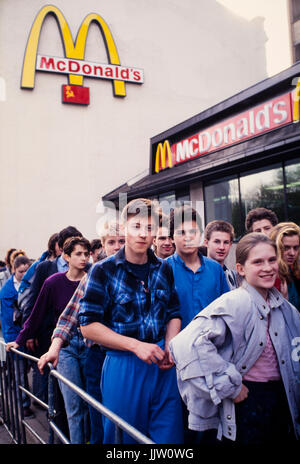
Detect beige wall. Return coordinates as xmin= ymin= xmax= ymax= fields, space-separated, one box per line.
xmin=0 ymin=0 xmax=268 ymax=259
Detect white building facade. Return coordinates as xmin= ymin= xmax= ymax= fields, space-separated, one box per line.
xmin=0 ymin=0 xmax=269 ymax=258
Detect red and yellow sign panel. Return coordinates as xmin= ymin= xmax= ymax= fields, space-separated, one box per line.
xmin=21 ymin=5 xmax=144 ymax=105
xmin=155 ymin=88 xmax=299 ymax=173
xmin=62 ymin=85 xmax=90 ymax=105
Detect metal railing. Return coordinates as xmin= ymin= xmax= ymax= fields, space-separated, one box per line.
xmin=0 ymin=339 xmax=154 ymax=444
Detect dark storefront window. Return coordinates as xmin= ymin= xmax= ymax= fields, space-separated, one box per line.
xmin=285 ymin=158 xmax=300 ymax=224
xmin=204 ymin=176 xmax=242 ymax=238
xmin=204 ymin=159 xmax=300 ymax=238
xmin=239 ymin=164 xmax=285 ymax=225
xmin=151 ymin=189 xmax=190 ymax=214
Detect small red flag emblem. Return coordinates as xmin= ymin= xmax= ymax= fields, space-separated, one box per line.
xmin=62 ymin=85 xmax=90 ymax=105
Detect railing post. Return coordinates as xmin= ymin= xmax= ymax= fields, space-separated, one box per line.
xmin=14 ymin=354 xmax=27 ymax=444
xmin=47 ymin=372 xmax=55 ymax=444
xmin=6 ymin=353 xmax=15 ymax=438
xmin=0 ymin=340 xmax=155 ymax=445
xmin=0 ymin=358 xmax=7 ymax=424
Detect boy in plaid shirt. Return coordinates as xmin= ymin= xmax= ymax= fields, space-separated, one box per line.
xmin=79 ymin=198 xmax=183 ymax=444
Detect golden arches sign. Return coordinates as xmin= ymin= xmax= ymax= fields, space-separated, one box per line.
xmin=21 ymin=5 xmax=126 ymax=97
xmin=154 ymin=140 xmax=173 ymax=173
xmin=293 ymin=77 xmax=300 ymax=123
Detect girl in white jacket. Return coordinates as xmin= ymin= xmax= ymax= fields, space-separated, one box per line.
xmin=170 ymin=233 xmax=300 ymax=445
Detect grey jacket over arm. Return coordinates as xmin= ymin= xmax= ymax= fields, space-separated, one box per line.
xmin=169 ymin=282 xmax=300 ymax=441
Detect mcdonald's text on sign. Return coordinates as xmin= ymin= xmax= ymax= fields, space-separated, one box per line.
xmin=36 ymin=55 xmax=143 ymax=84
xmin=154 ymin=90 xmax=299 ymax=173
xmin=21 ymin=5 xmax=144 ymax=105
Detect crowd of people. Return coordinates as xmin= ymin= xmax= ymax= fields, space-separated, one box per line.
xmin=0 ymin=201 xmax=299 ymax=446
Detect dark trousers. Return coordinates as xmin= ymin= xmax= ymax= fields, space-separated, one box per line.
xmin=229 ymin=380 xmax=296 ymax=445
xmin=84 ymin=345 xmax=106 ymax=444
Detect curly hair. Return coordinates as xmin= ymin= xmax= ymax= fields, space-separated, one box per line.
xmin=269 ymin=224 xmax=300 ymax=281
xmin=245 ymin=208 xmax=278 ymax=232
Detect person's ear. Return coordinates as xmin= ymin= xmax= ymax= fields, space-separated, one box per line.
xmin=236 ymin=263 xmax=245 ymax=277
xmin=63 ymin=253 xmax=70 ymax=263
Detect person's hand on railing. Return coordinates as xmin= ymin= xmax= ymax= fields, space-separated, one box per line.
xmin=6 ymin=341 xmax=19 ymax=352
xmin=37 ymin=337 xmax=63 ymax=373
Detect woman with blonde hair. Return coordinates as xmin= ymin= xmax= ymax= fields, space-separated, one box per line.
xmin=270 ymin=223 xmax=300 ymax=310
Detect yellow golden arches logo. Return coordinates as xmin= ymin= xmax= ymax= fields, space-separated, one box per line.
xmin=155 ymin=140 xmax=173 ymax=173
xmin=293 ymin=77 xmax=300 ymax=123
xmin=21 ymin=4 xmax=126 ymax=97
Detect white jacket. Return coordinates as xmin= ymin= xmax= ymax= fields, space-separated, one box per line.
xmin=169 ymin=282 xmax=300 ymax=441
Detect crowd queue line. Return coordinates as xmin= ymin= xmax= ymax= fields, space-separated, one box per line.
xmin=0 ymin=202 xmax=299 ymax=445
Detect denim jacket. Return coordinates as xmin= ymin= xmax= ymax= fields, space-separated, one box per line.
xmin=169 ymin=282 xmax=300 ymax=441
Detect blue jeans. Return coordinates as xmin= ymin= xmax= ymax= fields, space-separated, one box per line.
xmin=84 ymin=345 xmax=106 ymax=444
xmin=56 ymin=332 xmax=89 ymax=444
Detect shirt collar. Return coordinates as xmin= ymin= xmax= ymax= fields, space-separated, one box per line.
xmin=58 ymin=254 xmax=69 ymax=268
xmin=13 ymin=275 xmax=21 ymax=291
xmin=242 ymin=280 xmax=284 ymax=310
xmin=173 ymin=250 xmax=204 ymax=271
xmin=114 ymin=246 xmax=160 ymax=268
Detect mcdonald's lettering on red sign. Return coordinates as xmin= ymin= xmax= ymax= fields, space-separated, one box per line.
xmin=21 ymin=5 xmax=144 ymax=105
xmin=154 ymin=91 xmax=297 ymax=173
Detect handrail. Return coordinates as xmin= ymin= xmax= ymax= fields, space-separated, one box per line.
xmin=0 ymin=339 xmax=155 ymax=444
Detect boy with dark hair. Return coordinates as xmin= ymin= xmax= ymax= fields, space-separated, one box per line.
xmin=21 ymin=225 xmax=84 ymax=324
xmin=167 ymin=205 xmax=229 ymax=330
xmin=79 ymin=198 xmax=183 ymax=444
xmin=167 ymin=206 xmax=230 ymax=444
xmin=90 ymin=239 xmax=102 ymax=263
xmin=204 ymin=220 xmax=239 ymax=290
xmin=245 ymin=207 xmax=278 ymax=236
xmin=57 ymin=226 xmax=83 ymax=250
xmin=153 ymin=213 xmax=175 ymax=259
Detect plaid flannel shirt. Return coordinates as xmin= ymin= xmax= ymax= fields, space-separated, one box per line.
xmin=52 ymin=273 xmax=94 ymax=347
xmin=78 ymin=247 xmax=181 ymax=344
